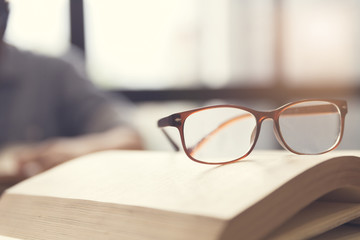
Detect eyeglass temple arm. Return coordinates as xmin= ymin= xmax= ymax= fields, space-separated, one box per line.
xmin=158 ymin=115 xmax=181 ymax=151
xmin=281 ymin=103 xmax=347 ymax=116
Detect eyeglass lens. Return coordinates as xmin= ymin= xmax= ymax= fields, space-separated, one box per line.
xmin=278 ymin=101 xmax=341 ymax=155
xmin=183 ymin=107 xmax=256 ymax=163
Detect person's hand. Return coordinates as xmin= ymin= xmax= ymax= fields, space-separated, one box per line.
xmin=15 ymin=138 xmax=94 ymax=177
xmin=0 ymin=145 xmax=39 ymax=186
xmin=15 ymin=126 xmax=143 ymax=178
xmin=0 ymin=139 xmax=98 ymax=183
xmin=0 ymin=126 xmax=143 ymax=180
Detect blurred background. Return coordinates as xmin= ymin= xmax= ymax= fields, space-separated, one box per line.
xmin=5 ymin=0 xmax=360 ymax=151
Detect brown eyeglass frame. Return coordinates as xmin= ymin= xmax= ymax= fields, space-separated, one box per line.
xmin=158 ymin=99 xmax=348 ymax=165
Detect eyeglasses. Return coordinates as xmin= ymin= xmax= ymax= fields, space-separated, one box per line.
xmin=158 ymin=99 xmax=347 ymax=164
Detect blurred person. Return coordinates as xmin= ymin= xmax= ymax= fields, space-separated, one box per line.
xmin=0 ymin=0 xmax=143 ymax=185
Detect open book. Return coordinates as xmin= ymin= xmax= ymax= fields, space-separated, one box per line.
xmin=0 ymin=150 xmax=360 ymax=240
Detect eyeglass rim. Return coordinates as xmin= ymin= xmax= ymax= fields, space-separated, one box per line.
xmin=158 ymin=99 xmax=348 ymax=165
xmin=274 ymin=99 xmax=347 ymax=156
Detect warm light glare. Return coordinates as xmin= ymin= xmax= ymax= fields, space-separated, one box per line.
xmin=284 ymin=1 xmax=358 ymax=86
xmin=5 ymin=0 xmax=69 ymax=56
xmin=85 ymin=0 xmax=274 ymax=89
xmin=85 ymin=0 xmax=200 ymax=88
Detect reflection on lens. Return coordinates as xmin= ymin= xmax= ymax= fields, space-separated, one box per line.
xmin=279 ymin=101 xmax=341 ymax=154
xmin=183 ymin=107 xmax=257 ymax=163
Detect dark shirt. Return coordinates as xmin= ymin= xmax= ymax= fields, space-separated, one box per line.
xmin=0 ymin=44 xmax=126 ymax=147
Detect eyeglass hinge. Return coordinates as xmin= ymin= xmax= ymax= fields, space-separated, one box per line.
xmin=172 ymin=115 xmax=182 ymax=126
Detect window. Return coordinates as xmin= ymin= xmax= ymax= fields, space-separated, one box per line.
xmin=283 ymin=0 xmax=360 ymax=87
xmin=5 ymin=0 xmax=360 ymax=89
xmin=4 ymin=0 xmax=69 ymax=56
xmin=84 ymin=0 xmax=274 ymax=89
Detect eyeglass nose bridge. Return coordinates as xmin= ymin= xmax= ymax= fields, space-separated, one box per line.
xmin=257 ymin=110 xmax=275 ymax=121
xmin=255 ymin=110 xmax=289 ymax=151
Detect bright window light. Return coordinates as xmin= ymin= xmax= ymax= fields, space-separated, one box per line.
xmin=85 ymin=0 xmax=201 ymax=89
xmin=284 ymin=0 xmax=359 ymax=86
xmin=4 ymin=0 xmax=70 ymax=56
xmin=84 ymin=0 xmax=274 ymax=89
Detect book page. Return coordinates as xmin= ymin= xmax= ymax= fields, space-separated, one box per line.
xmin=266 ymin=201 xmax=360 ymax=239
xmin=5 ymin=150 xmax=360 ymax=220
xmin=312 ymin=224 xmax=360 ymax=240
xmin=0 ymin=237 xmax=22 ymax=240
